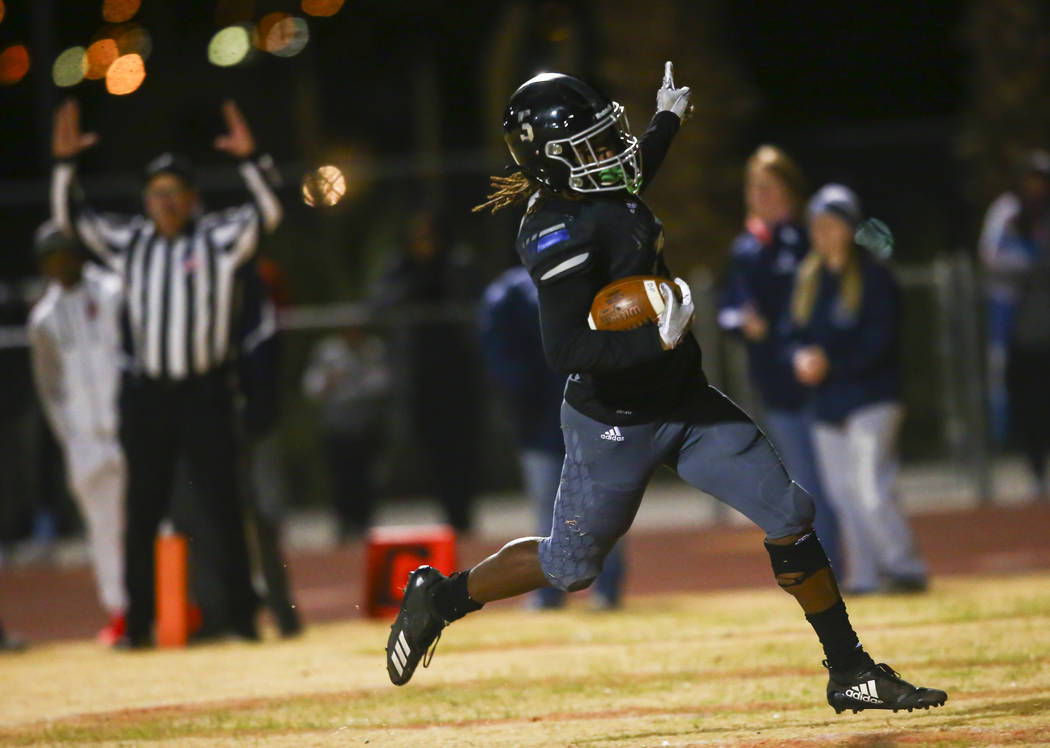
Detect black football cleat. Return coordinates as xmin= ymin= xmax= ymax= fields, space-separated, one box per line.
xmin=826 ymin=661 xmax=947 ymax=714
xmin=386 ymin=565 xmax=447 ymax=686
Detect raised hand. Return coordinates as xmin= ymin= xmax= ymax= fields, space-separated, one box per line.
xmin=213 ymin=99 xmax=256 ymax=158
xmin=52 ymin=99 xmax=99 ymax=160
xmin=655 ymin=61 xmax=693 ymax=122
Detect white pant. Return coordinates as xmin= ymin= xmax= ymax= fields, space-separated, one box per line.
xmin=65 ymin=437 xmax=127 ymax=614
xmin=812 ymin=402 xmax=926 ymax=591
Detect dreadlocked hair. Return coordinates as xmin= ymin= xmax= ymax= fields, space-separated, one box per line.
xmin=472 ymin=172 xmax=541 ymax=214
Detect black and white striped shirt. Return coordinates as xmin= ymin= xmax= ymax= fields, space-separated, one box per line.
xmin=51 ymin=158 xmax=282 ymax=380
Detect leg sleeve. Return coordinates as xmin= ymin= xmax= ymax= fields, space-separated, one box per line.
xmin=673 ymin=388 xmax=814 ymax=539
xmin=538 ymin=403 xmax=659 ymax=592
xmin=765 ymin=408 xmax=842 ymax=575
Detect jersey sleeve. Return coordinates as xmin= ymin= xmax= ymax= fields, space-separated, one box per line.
xmin=28 ymin=316 xmax=70 ymax=445
xmin=517 ymin=204 xmax=664 ymax=374
xmin=204 ymin=155 xmax=283 ymax=269
xmin=638 ymin=110 xmax=681 ymax=193
xmin=51 ymin=162 xmax=141 ymax=271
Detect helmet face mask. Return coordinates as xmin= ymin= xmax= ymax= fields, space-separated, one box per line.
xmin=503 ymin=73 xmax=642 ymax=195
xmin=546 ymin=103 xmax=642 ymax=194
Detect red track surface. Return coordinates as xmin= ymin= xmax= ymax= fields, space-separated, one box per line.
xmin=2 ymin=503 xmax=1048 ymax=643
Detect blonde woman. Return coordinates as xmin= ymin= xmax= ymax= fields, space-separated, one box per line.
xmin=791 ymin=184 xmax=927 ymax=595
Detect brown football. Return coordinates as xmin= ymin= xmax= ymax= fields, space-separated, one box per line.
xmin=587 ymin=275 xmax=681 ymax=331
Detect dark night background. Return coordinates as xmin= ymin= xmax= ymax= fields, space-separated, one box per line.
xmin=0 ymin=0 xmax=1048 ymax=506
xmin=3 ymin=0 xmax=1044 ymax=295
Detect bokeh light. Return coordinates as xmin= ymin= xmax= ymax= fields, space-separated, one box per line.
xmin=102 ymin=0 xmax=140 ymax=23
xmin=301 ymin=165 xmax=347 ymax=207
xmin=115 ymin=24 xmax=152 ymax=60
xmin=267 ymin=16 xmax=309 ymax=58
xmin=105 ymin=53 xmax=144 ymax=95
xmin=0 ymin=1 xmax=6 ymax=25
xmin=0 ymin=44 xmax=29 ymax=86
xmin=302 ymin=0 xmax=344 ymax=17
xmin=257 ymin=12 xmax=290 ymax=52
xmin=84 ymin=37 xmax=119 ymax=79
xmin=53 ymin=46 xmax=87 ymax=87
xmin=208 ymin=25 xmax=251 ymax=67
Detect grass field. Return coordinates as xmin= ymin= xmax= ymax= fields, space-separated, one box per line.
xmin=2 ymin=572 xmax=1049 ymax=747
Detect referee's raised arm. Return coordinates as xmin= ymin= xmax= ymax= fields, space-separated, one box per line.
xmin=50 ymin=99 xmax=141 ymax=271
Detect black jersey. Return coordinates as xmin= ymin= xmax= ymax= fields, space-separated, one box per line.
xmin=515 ymin=111 xmax=706 ymax=425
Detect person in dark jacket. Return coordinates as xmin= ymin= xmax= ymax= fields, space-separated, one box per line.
xmin=479 ymin=264 xmax=624 ymax=609
xmin=718 ymin=145 xmax=840 ymax=574
xmin=374 ymin=211 xmax=483 ymax=532
xmin=789 ymin=184 xmax=927 ymax=595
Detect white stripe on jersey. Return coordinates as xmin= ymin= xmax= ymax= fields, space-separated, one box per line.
xmin=167 ymin=237 xmax=190 ymax=379
xmin=192 ymin=233 xmax=211 ymax=375
xmin=145 ymin=237 xmax=169 ymax=378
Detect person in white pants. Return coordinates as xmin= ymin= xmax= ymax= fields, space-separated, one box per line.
xmin=789 ymin=185 xmax=927 ymax=595
xmin=27 ymin=221 xmax=127 ymax=644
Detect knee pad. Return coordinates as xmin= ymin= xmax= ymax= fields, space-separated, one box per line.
xmin=562 ymin=575 xmax=598 ymax=593
xmin=764 ymin=532 xmax=830 ymax=588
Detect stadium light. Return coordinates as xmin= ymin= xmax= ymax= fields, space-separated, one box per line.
xmin=302 ymin=0 xmax=344 ymax=17
xmin=105 ymin=53 xmax=145 ymax=95
xmin=266 ymin=16 xmax=309 ymax=58
xmin=102 ymin=0 xmax=140 ymax=24
xmin=301 ymin=165 xmax=347 ymax=207
xmin=84 ymin=37 xmax=118 ymax=79
xmin=115 ymin=24 xmax=152 ymax=61
xmin=53 ymin=46 xmax=87 ymax=87
xmin=208 ymin=25 xmax=251 ymax=67
xmin=0 ymin=44 xmax=29 ymax=86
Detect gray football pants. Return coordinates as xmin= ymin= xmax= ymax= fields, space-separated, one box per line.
xmin=539 ymin=386 xmax=815 ymax=592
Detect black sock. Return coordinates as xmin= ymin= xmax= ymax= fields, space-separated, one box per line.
xmin=805 ymin=600 xmax=874 ymax=672
xmin=430 ymin=570 xmax=483 ymax=622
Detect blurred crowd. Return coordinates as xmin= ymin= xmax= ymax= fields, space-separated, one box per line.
xmin=2 ymin=100 xmax=1049 ymax=650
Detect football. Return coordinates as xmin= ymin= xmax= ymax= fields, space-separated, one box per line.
xmin=587 ymin=275 xmax=681 ymax=331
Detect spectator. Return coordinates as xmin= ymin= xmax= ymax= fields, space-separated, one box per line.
xmin=302 ymin=330 xmax=390 ymax=540
xmin=997 ymin=153 xmax=1050 ymax=501
xmin=50 ymin=98 xmax=281 ymax=647
xmin=26 ymin=221 xmax=127 ymax=645
xmin=479 ymin=264 xmax=625 ymax=609
xmin=374 ymin=210 xmax=483 ymax=532
xmin=718 ymin=145 xmax=841 ymax=574
xmin=790 ymin=184 xmax=927 ymax=595
xmin=978 ymin=150 xmax=1050 ymax=444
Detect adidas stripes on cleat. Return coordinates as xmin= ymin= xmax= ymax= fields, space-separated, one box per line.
xmin=386 ymin=565 xmax=447 ymax=686
xmin=826 ymin=661 xmax=948 ymax=714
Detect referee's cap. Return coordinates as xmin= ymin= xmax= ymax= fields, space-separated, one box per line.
xmin=144 ymin=152 xmax=196 ymax=188
xmin=807 ymin=183 xmax=862 ymax=228
xmin=34 ymin=219 xmax=79 ymax=259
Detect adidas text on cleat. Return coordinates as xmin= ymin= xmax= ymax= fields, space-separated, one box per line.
xmin=386 ymin=565 xmax=447 ymax=686
xmin=826 ymin=661 xmax=948 ymax=714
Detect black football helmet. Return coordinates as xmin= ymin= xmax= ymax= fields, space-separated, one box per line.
xmin=502 ymin=73 xmax=641 ymax=194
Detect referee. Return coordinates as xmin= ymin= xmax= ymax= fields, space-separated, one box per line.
xmin=50 ymin=98 xmax=283 ymax=647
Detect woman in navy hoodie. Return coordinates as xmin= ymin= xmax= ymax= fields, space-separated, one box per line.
xmin=790 ymin=184 xmax=927 ymax=595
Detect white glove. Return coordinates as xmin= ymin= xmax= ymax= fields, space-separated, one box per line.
xmin=655 ymin=61 xmax=692 ymax=121
xmin=657 ymin=277 xmax=695 ymax=350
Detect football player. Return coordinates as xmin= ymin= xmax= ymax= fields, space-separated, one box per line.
xmin=385 ymin=63 xmax=946 ymax=715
